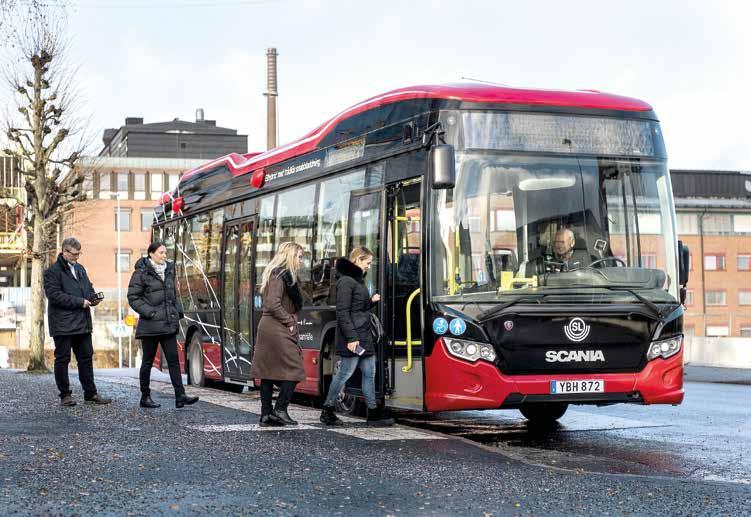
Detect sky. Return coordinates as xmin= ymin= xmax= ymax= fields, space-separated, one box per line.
xmin=41 ymin=0 xmax=751 ymax=169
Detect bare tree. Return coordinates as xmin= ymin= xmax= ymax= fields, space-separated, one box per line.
xmin=2 ymin=23 xmax=88 ymax=372
xmin=0 ymin=1 xmax=68 ymax=47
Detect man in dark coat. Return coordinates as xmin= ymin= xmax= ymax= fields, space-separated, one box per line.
xmin=43 ymin=237 xmax=111 ymax=406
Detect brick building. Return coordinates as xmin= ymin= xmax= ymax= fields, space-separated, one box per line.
xmin=672 ymin=169 xmax=751 ymax=338
xmin=66 ymin=156 xmax=206 ymax=289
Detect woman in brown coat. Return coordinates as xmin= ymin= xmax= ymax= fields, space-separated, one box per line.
xmin=250 ymin=242 xmax=306 ymax=426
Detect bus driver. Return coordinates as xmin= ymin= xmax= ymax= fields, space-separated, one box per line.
xmin=550 ymin=228 xmax=590 ymax=271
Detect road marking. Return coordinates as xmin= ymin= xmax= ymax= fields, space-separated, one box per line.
xmin=99 ymin=375 xmax=442 ymax=441
xmin=190 ymin=424 xmax=317 ymax=432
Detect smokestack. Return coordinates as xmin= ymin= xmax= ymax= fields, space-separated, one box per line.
xmin=264 ymin=47 xmax=278 ymax=150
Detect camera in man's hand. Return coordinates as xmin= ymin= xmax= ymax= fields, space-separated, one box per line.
xmin=90 ymin=292 xmax=104 ymax=305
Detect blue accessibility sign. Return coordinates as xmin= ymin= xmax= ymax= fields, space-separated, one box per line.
xmin=432 ymin=317 xmax=449 ymax=335
xmin=449 ymin=318 xmax=467 ymax=336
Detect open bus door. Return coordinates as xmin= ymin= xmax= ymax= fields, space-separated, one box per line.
xmin=384 ymin=178 xmax=424 ymax=410
xmin=341 ymin=187 xmax=387 ymax=404
xmin=220 ymin=217 xmax=257 ymax=382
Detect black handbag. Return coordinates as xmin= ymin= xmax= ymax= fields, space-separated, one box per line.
xmin=369 ymin=312 xmax=385 ymax=344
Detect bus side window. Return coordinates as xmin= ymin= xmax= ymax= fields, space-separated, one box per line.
xmin=275 ymin=184 xmax=316 ymax=304
xmin=311 ymin=169 xmax=366 ymax=306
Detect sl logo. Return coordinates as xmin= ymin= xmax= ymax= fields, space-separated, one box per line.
xmin=564 ymin=317 xmax=590 ymax=342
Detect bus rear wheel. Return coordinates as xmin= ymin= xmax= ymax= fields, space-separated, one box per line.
xmin=519 ymin=403 xmax=568 ymax=423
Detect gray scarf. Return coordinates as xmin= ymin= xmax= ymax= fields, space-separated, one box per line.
xmin=149 ymin=259 xmax=167 ymax=281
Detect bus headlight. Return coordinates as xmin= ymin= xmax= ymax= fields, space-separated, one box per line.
xmin=646 ymin=335 xmax=682 ymax=361
xmin=444 ymin=338 xmax=497 ymax=363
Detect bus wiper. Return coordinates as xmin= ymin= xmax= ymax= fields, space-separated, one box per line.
xmin=477 ymin=294 xmax=547 ymax=322
xmin=603 ymin=286 xmax=668 ymax=321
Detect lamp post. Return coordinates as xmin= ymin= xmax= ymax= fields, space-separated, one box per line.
xmin=111 ymin=193 xmax=122 ymax=368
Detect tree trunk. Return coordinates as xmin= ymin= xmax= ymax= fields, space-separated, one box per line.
xmin=27 ymin=216 xmax=48 ymax=372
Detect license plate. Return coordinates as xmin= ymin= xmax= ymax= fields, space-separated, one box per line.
xmin=550 ymin=380 xmax=604 ymax=394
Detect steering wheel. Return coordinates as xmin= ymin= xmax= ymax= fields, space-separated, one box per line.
xmin=587 ymin=257 xmax=626 ymax=268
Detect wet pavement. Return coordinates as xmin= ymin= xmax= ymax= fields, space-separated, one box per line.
xmin=394 ymin=381 xmax=751 ymax=484
xmin=0 ymin=368 xmax=749 ymax=515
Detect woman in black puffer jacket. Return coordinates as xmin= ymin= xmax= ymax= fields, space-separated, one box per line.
xmin=320 ymin=246 xmax=394 ymax=427
xmin=127 ymin=241 xmax=198 ymax=409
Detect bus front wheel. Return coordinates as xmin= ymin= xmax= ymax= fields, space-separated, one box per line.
xmin=519 ymin=403 xmax=568 ymax=423
xmin=187 ymin=335 xmax=206 ymax=387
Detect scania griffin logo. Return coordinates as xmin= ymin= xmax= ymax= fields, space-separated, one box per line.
xmin=564 ymin=317 xmax=590 ymax=342
xmin=545 ymin=350 xmax=605 ymax=362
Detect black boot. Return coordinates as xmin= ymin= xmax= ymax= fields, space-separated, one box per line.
xmin=259 ymin=412 xmax=285 ymax=427
xmin=274 ymin=408 xmax=298 ymax=426
xmin=140 ymin=396 xmax=161 ymax=408
xmin=175 ymin=394 xmax=199 ymax=408
xmin=366 ymin=406 xmax=395 ymax=427
xmin=320 ymin=405 xmax=343 ymax=426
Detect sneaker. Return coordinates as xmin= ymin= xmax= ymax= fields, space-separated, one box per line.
xmin=84 ymin=394 xmax=112 ymax=405
xmin=60 ymin=394 xmax=76 ymax=407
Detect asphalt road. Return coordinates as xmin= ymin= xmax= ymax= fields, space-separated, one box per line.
xmin=0 ymin=369 xmax=749 ymax=516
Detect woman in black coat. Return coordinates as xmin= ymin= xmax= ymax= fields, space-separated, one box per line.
xmin=127 ymin=241 xmax=199 ymax=409
xmin=320 ymin=247 xmax=394 ymax=427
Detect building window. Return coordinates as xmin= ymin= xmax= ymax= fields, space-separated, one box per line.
xmin=99 ymin=172 xmax=111 ymax=198
xmin=115 ymin=208 xmax=131 ymax=231
xmin=704 ymin=254 xmax=725 ymax=271
xmin=702 ymin=213 xmax=732 ymax=235
xmin=637 ymin=213 xmax=661 ymax=234
xmin=741 ymin=327 xmax=751 ymax=338
xmin=150 ymin=172 xmax=163 ymax=199
xmin=685 ymin=289 xmax=694 ymax=306
xmin=734 ymin=214 xmax=751 ymax=234
xmin=706 ymin=325 xmax=729 ymax=337
xmin=134 ymin=172 xmax=146 ymax=200
xmin=739 ymin=291 xmax=751 ymax=306
xmin=115 ymin=250 xmax=132 ymax=273
xmin=705 ymin=290 xmax=726 ymax=306
xmin=738 ymin=254 xmax=751 ymax=271
xmin=168 ymin=174 xmax=179 ymax=191
xmin=116 ymin=171 xmax=129 ymax=196
xmin=82 ymin=172 xmax=94 ymax=197
xmin=676 ymin=212 xmax=698 ymax=235
xmin=640 ymin=253 xmax=657 ymax=269
xmin=489 ymin=209 xmax=516 ymax=232
xmin=140 ymin=209 xmax=154 ymax=231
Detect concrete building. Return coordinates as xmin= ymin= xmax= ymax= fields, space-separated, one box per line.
xmin=672 ymin=169 xmax=751 ymax=339
xmin=99 ymin=111 xmax=247 ymax=160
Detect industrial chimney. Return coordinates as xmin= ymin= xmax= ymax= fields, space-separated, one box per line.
xmin=264 ymin=47 xmax=278 ymax=150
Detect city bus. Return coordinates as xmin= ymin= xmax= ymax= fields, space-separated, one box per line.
xmin=152 ymin=82 xmax=690 ymax=422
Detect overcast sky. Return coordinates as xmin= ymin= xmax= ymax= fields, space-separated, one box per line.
xmin=59 ymin=0 xmax=750 ymax=169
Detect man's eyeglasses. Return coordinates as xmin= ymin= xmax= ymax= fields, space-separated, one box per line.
xmin=64 ymin=249 xmax=82 ymax=257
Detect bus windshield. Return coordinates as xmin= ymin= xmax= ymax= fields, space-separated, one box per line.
xmin=431 ymin=152 xmax=679 ymax=304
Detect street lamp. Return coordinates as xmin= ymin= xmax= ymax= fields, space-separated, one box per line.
xmin=111 ymin=192 xmax=123 ymax=368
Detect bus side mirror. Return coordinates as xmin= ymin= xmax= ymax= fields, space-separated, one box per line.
xmin=678 ymin=240 xmax=690 ymax=286
xmin=430 ymin=144 xmax=455 ymax=189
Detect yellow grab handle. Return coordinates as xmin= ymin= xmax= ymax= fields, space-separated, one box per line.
xmin=402 ymin=287 xmax=421 ymax=373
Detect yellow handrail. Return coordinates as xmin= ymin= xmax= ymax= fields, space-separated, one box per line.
xmin=402 ymin=287 xmax=421 ymax=373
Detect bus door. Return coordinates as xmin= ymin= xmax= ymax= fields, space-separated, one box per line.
xmin=385 ymin=178 xmax=423 ymax=410
xmin=343 ymin=187 xmax=386 ymax=400
xmin=221 ymin=217 xmax=257 ymax=381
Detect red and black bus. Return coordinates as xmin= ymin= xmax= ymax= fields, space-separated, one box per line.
xmin=152 ymin=82 xmax=690 ymax=422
